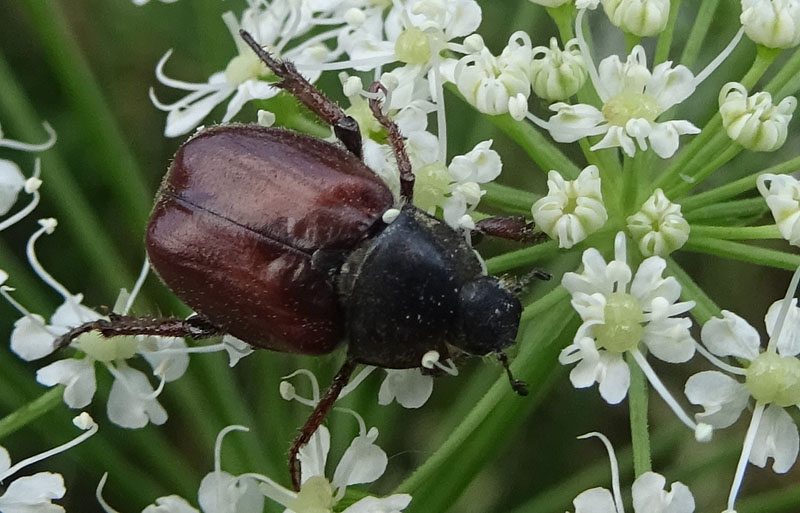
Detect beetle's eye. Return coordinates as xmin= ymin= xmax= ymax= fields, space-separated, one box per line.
xmin=455 ymin=277 xmax=521 ymax=355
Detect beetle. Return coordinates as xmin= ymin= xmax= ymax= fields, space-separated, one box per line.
xmin=56 ymin=30 xmax=548 ymax=491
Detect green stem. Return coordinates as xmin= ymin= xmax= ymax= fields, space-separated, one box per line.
xmin=680 ymin=154 xmax=800 ymax=210
xmin=741 ymin=45 xmax=781 ymax=90
xmin=678 ymin=0 xmax=721 ymax=69
xmin=626 ymin=353 xmax=651 ymax=476
xmin=765 ymin=47 xmax=800 ymax=96
xmin=485 ymin=240 xmax=561 ymax=275
xmin=666 ymin=144 xmax=742 ymax=199
xmin=684 ymin=236 xmax=800 ymax=271
xmin=624 ymin=32 xmax=641 ymax=53
xmin=690 ymin=224 xmax=781 ymax=240
xmin=19 ymin=0 xmax=153 ymax=228
xmin=737 ymin=484 xmax=800 ymax=513
xmin=0 ymin=387 xmax=63 ymax=441
xmin=654 ymin=0 xmax=682 ymax=65
xmin=482 ymin=183 xmax=540 ymax=215
xmin=396 ymin=300 xmax=577 ymax=509
xmin=684 ymin=197 xmax=766 ymax=223
xmin=547 ymin=3 xmax=576 ymax=42
xmin=521 ymin=284 xmax=571 ymax=322
xmin=665 ymin=258 xmax=721 ymax=326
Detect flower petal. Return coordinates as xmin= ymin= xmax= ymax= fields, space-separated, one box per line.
xmin=572 ymin=487 xmax=618 ymax=513
xmin=36 ymin=359 xmax=97 ymax=409
xmin=700 ymin=311 xmax=761 ymax=360
xmin=750 ymin=403 xmax=800 ymax=473
xmin=143 ymin=496 xmax=200 ymax=513
xmin=378 ymin=369 xmax=434 ymax=408
xmin=107 ymin=366 xmax=167 ymax=428
xmin=332 ymin=427 xmax=388 ymax=489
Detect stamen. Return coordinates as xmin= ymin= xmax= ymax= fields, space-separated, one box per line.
xmin=0 ymin=413 xmax=98 ymax=483
xmin=105 ymin=363 xmax=166 ymax=402
xmin=524 ymin=111 xmax=553 ymax=130
xmin=122 ymin=259 xmax=150 ymax=315
xmin=726 ymin=402 xmax=766 ymax=511
xmin=693 ymin=340 xmax=748 ymax=376
xmin=26 ymin=219 xmax=78 ymax=305
xmin=241 ymin=472 xmax=298 ymax=507
xmin=281 ymin=369 xmax=321 ymax=403
xmin=296 ymin=55 xmax=396 ymax=72
xmin=215 ymin=425 xmax=249 ymax=474
xmin=433 ymin=358 xmax=459 ymax=376
xmin=631 ymin=349 xmax=706 ymax=438
xmin=0 ymin=122 xmax=56 ymax=152
xmin=693 ymin=27 xmax=745 ymax=88
xmin=575 ymin=9 xmax=606 ymax=101
xmin=766 ymin=265 xmax=800 ymax=353
xmin=577 ymin=432 xmax=624 ymax=513
xmin=154 ymin=50 xmax=215 ymax=91
xmin=338 ymin=365 xmax=377 ymax=400
xmin=96 ymin=473 xmax=122 ymax=513
xmin=431 ymin=51 xmax=448 ymax=162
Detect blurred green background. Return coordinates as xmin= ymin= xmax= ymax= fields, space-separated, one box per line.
xmin=0 ymin=1 xmax=797 ymax=512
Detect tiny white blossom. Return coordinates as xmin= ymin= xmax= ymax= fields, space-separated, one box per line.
xmin=757 ymin=173 xmax=800 ymax=246
xmin=719 ymin=82 xmax=796 ymax=151
xmin=529 ymin=38 xmax=587 ymax=102
xmin=378 ymin=369 xmax=434 ymax=408
xmin=560 ymin=232 xmax=699 ymax=429
xmin=741 ymin=0 xmax=800 ymax=48
xmin=532 ymin=165 xmax=608 ymax=249
xmin=547 ymin=45 xmax=700 ymax=158
xmin=602 ymin=0 xmax=671 ymax=37
xmin=0 ymin=160 xmax=26 ymax=216
xmin=569 ymin=432 xmax=695 ymax=513
xmin=454 ymin=32 xmax=532 ymax=118
xmin=626 ymin=188 xmax=690 ymax=257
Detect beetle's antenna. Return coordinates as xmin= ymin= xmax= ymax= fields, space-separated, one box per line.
xmin=496 ymin=351 xmax=528 ymax=396
xmin=289 ymin=358 xmax=358 ymax=491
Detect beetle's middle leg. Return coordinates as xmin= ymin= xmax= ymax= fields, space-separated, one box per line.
xmin=368 ymin=82 xmax=414 ymax=204
xmin=472 ymin=216 xmax=549 ymax=244
xmin=239 ymin=30 xmax=363 ymax=158
xmin=55 ymin=315 xmax=223 ymax=350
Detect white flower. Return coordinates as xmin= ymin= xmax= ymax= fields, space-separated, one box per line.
xmin=441 ymin=140 xmax=502 ymax=230
xmin=686 ymin=300 xmax=800 ymax=473
xmin=378 ymin=369 xmax=434 ymax=408
xmin=529 ymin=38 xmax=587 ymax=102
xmin=602 ymin=0 xmax=671 ymax=37
xmin=547 ymin=45 xmax=701 ymax=158
xmin=569 ymin=432 xmax=695 ymax=513
xmin=0 ymin=472 xmax=66 ymax=513
xmin=454 ymin=32 xmax=532 ymax=118
xmin=757 ymin=173 xmax=800 ymax=246
xmin=532 ymin=165 xmax=607 ymax=249
xmin=560 ymin=233 xmax=696 ymax=409
xmin=741 ymin=0 xmax=800 ymax=48
xmin=151 ymin=0 xmax=337 ymax=137
xmin=719 ymin=83 xmax=796 ymax=152
xmin=0 ymin=160 xmax=25 ymax=217
xmin=626 ymin=189 xmax=690 ymax=257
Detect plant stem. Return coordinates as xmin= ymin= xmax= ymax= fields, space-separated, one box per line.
xmin=667 ymin=144 xmax=742 ymax=198
xmin=626 ymin=352 xmax=651 ymax=476
xmin=0 ymin=387 xmax=64 ymax=441
xmin=485 ymin=240 xmax=561 ymax=275
xmin=678 ymin=0 xmax=721 ymax=69
xmin=654 ymin=0 xmax=682 ymax=65
xmin=482 ymin=183 xmax=540 ymax=215
xmin=684 ymin=236 xmax=800 ymax=271
xmin=689 ymin=225 xmax=781 ymax=240
xmin=684 ymin=197 xmax=766 ymax=223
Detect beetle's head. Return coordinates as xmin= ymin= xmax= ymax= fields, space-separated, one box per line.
xmin=454 ymin=276 xmax=522 ymax=356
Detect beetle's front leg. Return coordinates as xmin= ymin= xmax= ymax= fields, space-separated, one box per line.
xmin=368 ymin=82 xmax=414 ymax=204
xmin=55 ymin=315 xmax=223 ymax=350
xmin=472 ymin=216 xmax=548 ymax=244
xmin=239 ymin=30 xmax=363 ymax=158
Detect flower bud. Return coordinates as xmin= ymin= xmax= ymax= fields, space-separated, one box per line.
xmin=741 ymin=0 xmax=800 ymax=48
xmin=602 ymin=0 xmax=670 ymax=37
xmin=626 ymin=189 xmax=689 ymax=257
xmin=532 ymin=165 xmax=608 ymax=248
xmin=757 ymin=173 xmax=800 ymax=246
xmin=719 ymin=82 xmax=797 ymax=152
xmin=528 ymin=0 xmax=571 ymax=6
xmin=530 ymin=38 xmax=587 ymax=101
xmin=455 ymin=34 xmax=531 ymax=116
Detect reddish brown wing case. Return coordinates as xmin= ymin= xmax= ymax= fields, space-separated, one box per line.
xmin=146 ymin=125 xmax=393 ymax=354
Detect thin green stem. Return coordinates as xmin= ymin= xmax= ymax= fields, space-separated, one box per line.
xmin=521 ymin=284 xmax=570 ymax=322
xmin=654 ymin=0 xmax=682 ymax=65
xmin=665 ymin=258 xmax=721 ymax=325
xmin=626 ymin=353 xmax=651 ymax=477
xmin=741 ymin=45 xmax=781 ymax=90
xmin=678 ymin=0 xmax=721 ymax=69
xmin=684 ymin=236 xmax=800 ymax=271
xmin=684 ymin=197 xmax=767 ymax=223
xmin=0 ymin=387 xmax=63 ymax=441
xmin=680 ymin=154 xmax=800 ymax=210
xmin=765 ymin=47 xmax=800 ymax=96
xmin=667 ymin=144 xmax=742 ymax=198
xmin=547 ymin=3 xmax=575 ymax=42
xmin=485 ymin=240 xmax=561 ymax=275
xmin=690 ymin=225 xmax=781 ymax=240
xmin=482 ymin=183 xmax=540 ymax=215
xmin=624 ymin=32 xmax=641 ymax=53
xmin=19 ymin=0 xmax=153 ymax=228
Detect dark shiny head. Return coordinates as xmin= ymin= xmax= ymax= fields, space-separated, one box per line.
xmin=455 ymin=276 xmax=522 ymax=355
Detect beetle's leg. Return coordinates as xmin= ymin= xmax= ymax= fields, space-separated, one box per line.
xmin=472 ymin=216 xmax=548 ymax=244
xmin=289 ymin=358 xmax=358 ymax=491
xmin=55 ymin=315 xmax=222 ymax=350
xmin=496 ymin=351 xmax=528 ymax=396
xmin=368 ymin=82 xmax=415 ymax=204
xmin=239 ymin=30 xmax=363 ymax=158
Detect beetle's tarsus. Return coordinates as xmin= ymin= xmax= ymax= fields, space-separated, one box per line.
xmin=497 ymin=350 xmax=528 ymax=397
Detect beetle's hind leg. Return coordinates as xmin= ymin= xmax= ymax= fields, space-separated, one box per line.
xmin=55 ymin=315 xmax=223 ymax=350
xmin=471 ymin=216 xmax=549 ymax=244
xmin=368 ymin=82 xmax=414 ymax=204
xmin=289 ymin=358 xmax=358 ymax=491
xmin=238 ymin=30 xmax=363 ymax=158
